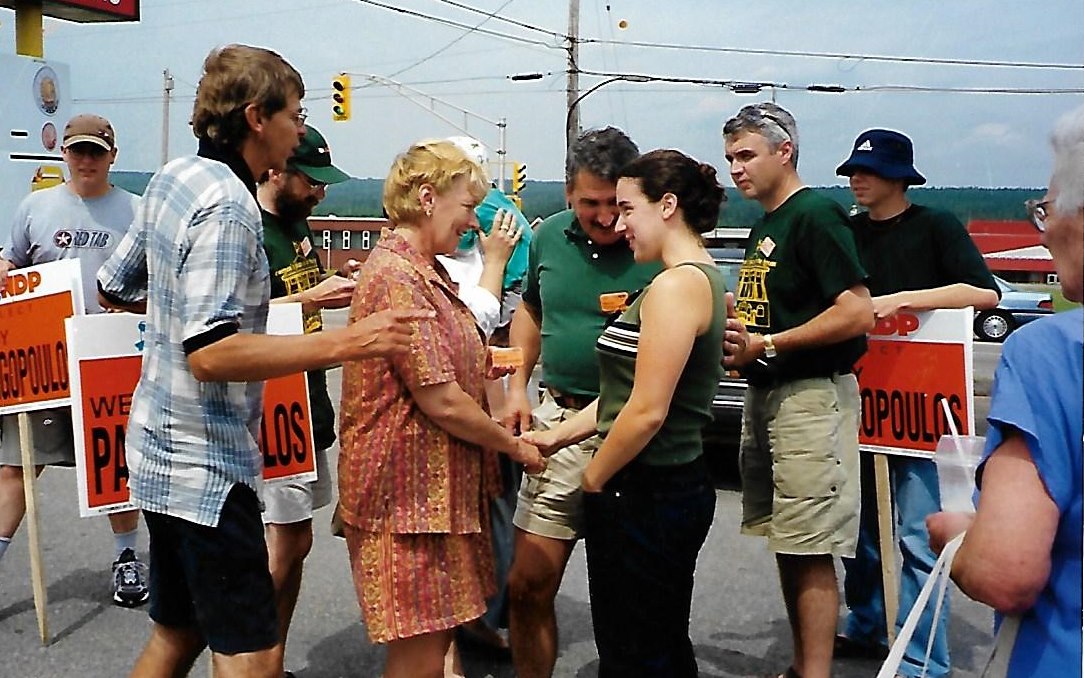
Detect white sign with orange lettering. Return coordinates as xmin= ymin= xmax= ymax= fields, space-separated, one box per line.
xmin=0 ymin=259 xmax=84 ymax=415
xmin=854 ymin=308 xmax=975 ymax=458
xmin=66 ymin=305 xmax=316 ymax=517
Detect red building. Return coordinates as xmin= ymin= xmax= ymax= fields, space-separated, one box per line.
xmin=307 ymin=216 xmax=388 ymax=272
xmin=967 ymin=220 xmax=1055 ymax=284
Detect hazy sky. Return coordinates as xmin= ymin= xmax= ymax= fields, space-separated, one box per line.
xmin=4 ymin=0 xmax=1082 ymax=186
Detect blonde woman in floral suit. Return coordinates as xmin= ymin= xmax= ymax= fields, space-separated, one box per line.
xmin=338 ymin=139 xmax=544 ymax=678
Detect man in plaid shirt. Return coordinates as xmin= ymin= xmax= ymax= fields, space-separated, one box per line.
xmin=98 ymin=44 xmax=427 ymax=678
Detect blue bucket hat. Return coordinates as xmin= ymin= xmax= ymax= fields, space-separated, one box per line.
xmin=836 ymin=129 xmax=926 ymax=186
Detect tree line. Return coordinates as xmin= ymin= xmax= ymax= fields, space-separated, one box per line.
xmin=110 ymin=173 xmax=1042 ymax=227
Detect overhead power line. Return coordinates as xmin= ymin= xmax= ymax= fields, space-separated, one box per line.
xmin=572 ymin=68 xmax=1084 ymax=95
xmin=351 ymin=0 xmax=560 ymax=49
xmin=422 ymin=0 xmax=1083 ymax=71
xmin=433 ymin=0 xmax=563 ymax=40
xmin=579 ymin=38 xmax=1084 ymax=71
xmin=385 ymin=0 xmax=516 ymax=79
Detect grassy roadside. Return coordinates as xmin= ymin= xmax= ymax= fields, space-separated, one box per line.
xmin=1017 ymin=283 xmax=1082 ymax=312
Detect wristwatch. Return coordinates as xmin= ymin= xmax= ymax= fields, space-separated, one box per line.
xmin=762 ymin=333 xmax=778 ymax=359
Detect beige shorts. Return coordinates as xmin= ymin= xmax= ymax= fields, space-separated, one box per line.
xmin=262 ymin=446 xmax=334 ymax=525
xmin=739 ymin=374 xmax=861 ymax=557
xmin=0 ymin=409 xmax=75 ymax=467
xmin=512 ymin=392 xmax=600 ymax=541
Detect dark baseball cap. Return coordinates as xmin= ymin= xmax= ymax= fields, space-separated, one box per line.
xmin=288 ymin=125 xmax=350 ymax=185
xmin=836 ymin=129 xmax=926 ymax=185
xmin=62 ymin=114 xmax=115 ymax=151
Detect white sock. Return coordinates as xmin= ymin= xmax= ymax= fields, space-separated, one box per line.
xmin=114 ymin=528 xmax=138 ymax=558
xmin=0 ymin=536 xmax=10 ymax=561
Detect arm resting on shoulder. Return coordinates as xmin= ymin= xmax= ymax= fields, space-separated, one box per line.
xmin=187 ymin=309 xmax=427 ymax=382
xmin=950 ymin=431 xmax=1059 ymax=614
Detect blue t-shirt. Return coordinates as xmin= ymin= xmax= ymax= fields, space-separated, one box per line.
xmin=980 ymin=308 xmax=1083 ymax=676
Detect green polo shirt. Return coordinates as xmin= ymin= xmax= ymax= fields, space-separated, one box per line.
xmin=734 ymin=188 xmax=868 ymax=386
xmin=849 ymin=203 xmax=999 ymax=298
xmin=522 ymin=209 xmax=662 ymax=397
xmin=261 ymin=209 xmax=336 ymax=451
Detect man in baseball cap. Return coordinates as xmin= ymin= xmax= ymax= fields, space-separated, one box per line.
xmin=62 ymin=113 xmax=116 ymax=151
xmin=0 ymin=112 xmax=147 ymax=608
xmin=286 ymin=124 xmax=350 ymax=186
xmin=834 ymin=129 xmax=999 ymax=678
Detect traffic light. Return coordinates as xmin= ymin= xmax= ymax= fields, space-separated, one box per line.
xmin=332 ymin=74 xmax=351 ymax=122
xmin=512 ymin=162 xmax=527 ymax=195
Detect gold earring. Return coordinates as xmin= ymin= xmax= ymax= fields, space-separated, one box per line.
xmin=425 ymin=207 xmax=433 ymax=217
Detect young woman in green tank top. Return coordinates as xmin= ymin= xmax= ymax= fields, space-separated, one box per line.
xmin=523 ymin=149 xmax=727 ymax=677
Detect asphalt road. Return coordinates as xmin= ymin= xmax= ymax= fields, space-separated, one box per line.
xmin=0 ymin=312 xmax=1005 ymax=677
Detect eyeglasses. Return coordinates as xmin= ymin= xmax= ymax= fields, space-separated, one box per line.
xmin=291 ymin=107 xmax=308 ymax=127
xmin=293 ymin=171 xmax=327 ymax=190
xmin=1024 ymin=198 xmax=1050 ymax=232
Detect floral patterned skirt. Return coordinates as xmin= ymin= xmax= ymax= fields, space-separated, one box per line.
xmin=344 ymin=523 xmax=495 ymax=643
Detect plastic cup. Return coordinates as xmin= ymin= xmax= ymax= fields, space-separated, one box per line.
xmin=933 ymin=435 xmax=985 ymax=512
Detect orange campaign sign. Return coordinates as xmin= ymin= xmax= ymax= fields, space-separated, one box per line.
xmin=0 ymin=259 xmax=83 ymax=415
xmin=854 ymin=309 xmax=975 ymax=458
xmin=66 ymin=307 xmax=316 ymax=517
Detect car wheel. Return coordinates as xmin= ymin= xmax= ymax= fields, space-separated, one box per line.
xmin=975 ymin=310 xmax=1014 ymax=342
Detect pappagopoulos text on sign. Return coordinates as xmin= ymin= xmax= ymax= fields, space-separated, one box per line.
xmin=0 ymin=259 xmax=83 ymax=414
xmin=855 ymin=309 xmax=975 ymax=457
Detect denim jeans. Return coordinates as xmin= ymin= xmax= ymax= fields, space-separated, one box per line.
xmin=842 ymin=454 xmax=950 ymax=678
xmin=583 ymin=457 xmax=716 ymax=678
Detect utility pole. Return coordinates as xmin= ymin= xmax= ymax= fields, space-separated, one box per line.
xmin=565 ymin=0 xmax=580 ymax=159
xmin=160 ymin=69 xmax=174 ymax=167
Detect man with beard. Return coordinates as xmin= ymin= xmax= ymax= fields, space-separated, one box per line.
xmin=255 ymin=124 xmax=356 ymax=674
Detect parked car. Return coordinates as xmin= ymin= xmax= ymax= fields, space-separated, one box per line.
xmin=974 ymin=275 xmax=1054 ymax=342
xmin=703 ymin=248 xmax=748 ymax=477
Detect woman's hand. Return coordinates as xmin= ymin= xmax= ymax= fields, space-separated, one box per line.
xmin=478 ymin=209 xmax=523 ymax=268
xmin=927 ymin=511 xmax=975 ymax=555
xmin=509 ymin=438 xmax=546 ymax=474
xmin=520 ymin=429 xmax=562 ymax=457
xmin=300 ymin=274 xmax=356 ymax=310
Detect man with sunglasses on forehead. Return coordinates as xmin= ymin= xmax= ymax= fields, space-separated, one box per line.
xmin=255 ymin=123 xmax=357 ymax=675
xmin=0 ymin=113 xmax=150 ymax=608
xmin=834 ymin=128 xmax=999 ymax=678
xmin=723 ymin=102 xmax=874 ymax=678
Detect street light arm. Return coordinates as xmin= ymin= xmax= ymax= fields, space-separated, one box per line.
xmin=564 ymin=75 xmax=651 ymax=141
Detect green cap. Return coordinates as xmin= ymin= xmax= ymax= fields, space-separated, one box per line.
xmin=288 ymin=125 xmax=350 ymax=185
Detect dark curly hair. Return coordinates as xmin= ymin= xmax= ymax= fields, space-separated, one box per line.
xmin=617 ymin=149 xmax=726 ymax=233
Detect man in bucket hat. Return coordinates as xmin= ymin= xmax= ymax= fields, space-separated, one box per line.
xmin=834 ymin=128 xmax=1000 ymax=678
xmin=256 ymin=123 xmax=358 ymax=674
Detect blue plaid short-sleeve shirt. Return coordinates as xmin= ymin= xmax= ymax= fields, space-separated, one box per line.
xmin=98 ymin=154 xmax=269 ymax=527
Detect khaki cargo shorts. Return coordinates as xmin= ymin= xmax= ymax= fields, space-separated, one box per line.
xmin=740 ymin=373 xmax=861 ymax=557
xmin=512 ymin=392 xmax=600 ymax=541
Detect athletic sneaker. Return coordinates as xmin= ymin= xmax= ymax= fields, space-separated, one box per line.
xmin=111 ymin=548 xmax=149 ymax=608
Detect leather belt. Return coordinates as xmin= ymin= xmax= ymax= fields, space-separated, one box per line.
xmin=547 ymin=388 xmax=594 ymax=410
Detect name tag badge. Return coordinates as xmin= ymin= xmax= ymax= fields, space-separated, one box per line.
xmin=599 ymin=291 xmax=628 ymax=314
xmin=758 ymin=236 xmax=776 ymax=258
